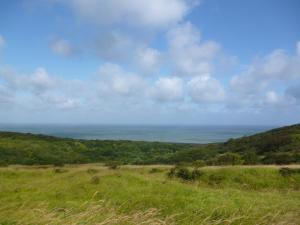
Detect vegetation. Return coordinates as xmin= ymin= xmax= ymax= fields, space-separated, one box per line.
xmin=0 ymin=165 xmax=299 ymax=225
xmin=0 ymin=123 xmax=299 ymax=166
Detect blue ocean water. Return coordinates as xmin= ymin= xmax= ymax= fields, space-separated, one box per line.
xmin=0 ymin=124 xmax=274 ymax=144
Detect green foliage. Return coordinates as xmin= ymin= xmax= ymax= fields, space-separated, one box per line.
xmin=242 ymin=151 xmax=260 ymax=165
xmin=0 ymin=123 xmax=300 ymax=166
xmin=90 ymin=175 xmax=100 ymax=184
xmin=149 ymin=168 xmax=163 ymax=173
xmin=192 ymin=160 xmax=206 ymax=168
xmin=86 ymin=168 xmax=99 ymax=174
xmin=279 ymin=167 xmax=300 ymax=177
xmin=53 ymin=168 xmax=68 ymax=173
xmin=168 ymin=166 xmax=204 ymax=181
xmin=105 ymin=161 xmax=121 ymax=170
xmin=214 ymin=153 xmax=243 ymax=165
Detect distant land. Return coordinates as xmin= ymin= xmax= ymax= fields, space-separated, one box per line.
xmin=0 ymin=123 xmax=299 ymax=165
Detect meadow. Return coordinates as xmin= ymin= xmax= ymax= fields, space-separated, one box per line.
xmin=0 ymin=164 xmax=299 ymax=225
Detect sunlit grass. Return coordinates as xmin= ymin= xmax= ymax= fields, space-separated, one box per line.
xmin=0 ymin=165 xmax=299 ymax=225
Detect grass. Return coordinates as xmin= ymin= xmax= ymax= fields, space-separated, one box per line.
xmin=0 ymin=165 xmax=299 ymax=225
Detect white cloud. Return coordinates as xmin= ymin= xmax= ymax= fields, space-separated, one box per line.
xmin=64 ymin=0 xmax=192 ymax=28
xmin=97 ymin=63 xmax=146 ymax=97
xmin=28 ymin=68 xmax=55 ymax=93
xmin=40 ymin=94 xmax=80 ymax=110
xmin=136 ymin=47 xmax=162 ymax=73
xmin=51 ymin=39 xmax=76 ymax=57
xmin=0 ymin=85 xmax=13 ymax=105
xmin=0 ymin=67 xmax=83 ymax=110
xmin=188 ymin=75 xmax=225 ymax=103
xmin=264 ymin=91 xmax=280 ymax=105
xmin=229 ymin=42 xmax=300 ymax=111
xmin=297 ymin=41 xmax=300 ymax=56
xmin=150 ymin=77 xmax=183 ymax=102
xmin=167 ymin=22 xmax=220 ymax=77
xmin=0 ymin=35 xmax=5 ymax=49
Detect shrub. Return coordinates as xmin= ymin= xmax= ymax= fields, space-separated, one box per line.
xmin=167 ymin=167 xmax=177 ymax=178
xmin=105 ymin=161 xmax=121 ymax=170
xmin=192 ymin=160 xmax=206 ymax=169
xmin=0 ymin=161 xmax=8 ymax=167
xmin=208 ymin=173 xmax=224 ymax=185
xmin=263 ymin=153 xmax=297 ymax=165
xmin=215 ymin=153 xmax=243 ymax=165
xmin=167 ymin=166 xmax=204 ymax=181
xmin=149 ymin=168 xmax=162 ymax=173
xmin=53 ymin=168 xmax=67 ymax=173
xmin=90 ymin=175 xmax=100 ymax=184
xmin=87 ymin=168 xmax=98 ymax=174
xmin=279 ymin=167 xmax=300 ymax=177
xmin=53 ymin=162 xmax=65 ymax=167
xmin=242 ymin=151 xmax=259 ymax=165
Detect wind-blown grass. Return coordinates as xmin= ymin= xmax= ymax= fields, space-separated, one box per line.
xmin=0 ymin=165 xmax=299 ymax=225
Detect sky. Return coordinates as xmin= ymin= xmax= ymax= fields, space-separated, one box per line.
xmin=0 ymin=0 xmax=300 ymax=125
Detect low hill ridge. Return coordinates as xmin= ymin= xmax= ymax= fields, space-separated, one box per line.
xmin=0 ymin=124 xmax=299 ymax=165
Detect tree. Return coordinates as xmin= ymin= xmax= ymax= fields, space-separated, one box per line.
xmin=242 ymin=151 xmax=259 ymax=165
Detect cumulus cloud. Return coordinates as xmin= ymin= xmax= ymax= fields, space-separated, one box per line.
xmin=96 ymin=63 xmax=147 ymax=97
xmin=228 ymin=42 xmax=300 ymax=111
xmin=0 ymin=67 xmax=82 ymax=110
xmin=167 ymin=22 xmax=220 ymax=77
xmin=0 ymin=85 xmax=14 ymax=105
xmin=135 ymin=47 xmax=162 ymax=73
xmin=51 ymin=39 xmax=76 ymax=57
xmin=62 ymin=0 xmax=193 ymax=28
xmin=264 ymin=91 xmax=281 ymax=105
xmin=187 ymin=75 xmax=225 ymax=103
xmin=150 ymin=77 xmax=183 ymax=102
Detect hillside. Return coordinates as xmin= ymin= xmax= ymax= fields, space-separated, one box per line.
xmin=0 ymin=124 xmax=300 ymax=165
xmin=1 ymin=165 xmax=300 ymax=225
xmin=220 ymin=124 xmax=300 ymax=164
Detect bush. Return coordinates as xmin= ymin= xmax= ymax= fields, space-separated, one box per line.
xmin=242 ymin=151 xmax=259 ymax=165
xmin=53 ymin=162 xmax=65 ymax=167
xmin=53 ymin=168 xmax=67 ymax=173
xmin=87 ymin=168 xmax=99 ymax=174
xmin=208 ymin=173 xmax=224 ymax=185
xmin=263 ymin=153 xmax=298 ymax=165
xmin=214 ymin=153 xmax=243 ymax=165
xmin=90 ymin=175 xmax=100 ymax=184
xmin=279 ymin=167 xmax=300 ymax=177
xmin=192 ymin=160 xmax=206 ymax=169
xmin=167 ymin=166 xmax=204 ymax=181
xmin=0 ymin=161 xmax=8 ymax=167
xmin=167 ymin=167 xmax=177 ymax=178
xmin=149 ymin=168 xmax=162 ymax=173
xmin=105 ymin=161 xmax=121 ymax=170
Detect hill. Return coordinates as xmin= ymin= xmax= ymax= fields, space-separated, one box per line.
xmin=0 ymin=124 xmax=299 ymax=166
xmin=1 ymin=165 xmax=300 ymax=225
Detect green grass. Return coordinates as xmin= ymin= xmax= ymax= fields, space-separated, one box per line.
xmin=0 ymin=165 xmax=299 ymax=225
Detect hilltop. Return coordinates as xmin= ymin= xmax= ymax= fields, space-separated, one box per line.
xmin=0 ymin=124 xmax=299 ymax=165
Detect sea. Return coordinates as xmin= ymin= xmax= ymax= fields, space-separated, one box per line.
xmin=0 ymin=124 xmax=275 ymax=144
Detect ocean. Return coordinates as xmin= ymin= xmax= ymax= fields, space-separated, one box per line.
xmin=0 ymin=124 xmax=274 ymax=144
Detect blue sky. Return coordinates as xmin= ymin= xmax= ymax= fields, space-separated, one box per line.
xmin=0 ymin=0 xmax=300 ymax=125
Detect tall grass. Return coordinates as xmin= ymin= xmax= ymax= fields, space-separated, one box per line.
xmin=0 ymin=165 xmax=299 ymax=225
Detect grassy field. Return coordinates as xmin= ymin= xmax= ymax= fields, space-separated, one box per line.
xmin=0 ymin=165 xmax=300 ymax=225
